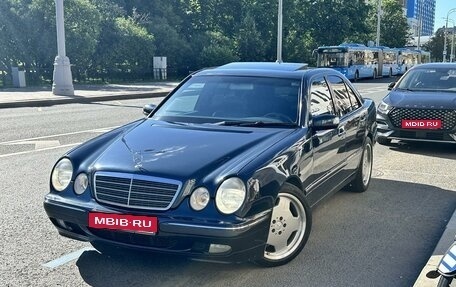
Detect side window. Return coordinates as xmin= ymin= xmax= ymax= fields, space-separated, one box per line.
xmin=327 ymin=75 xmax=351 ymax=116
xmin=309 ymin=76 xmax=335 ymax=116
xmin=345 ymin=83 xmax=361 ymax=111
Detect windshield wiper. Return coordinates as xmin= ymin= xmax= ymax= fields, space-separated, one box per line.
xmin=213 ymin=121 xmax=297 ymax=127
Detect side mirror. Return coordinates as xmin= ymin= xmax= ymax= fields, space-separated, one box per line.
xmin=312 ymin=114 xmax=340 ymax=131
xmin=387 ymin=82 xmax=396 ymax=91
xmin=143 ymin=104 xmax=157 ymax=116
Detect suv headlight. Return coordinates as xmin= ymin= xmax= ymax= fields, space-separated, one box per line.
xmin=51 ymin=158 xmax=73 ymax=191
xmin=378 ymin=101 xmax=393 ymax=114
xmin=215 ymin=177 xmax=246 ymax=214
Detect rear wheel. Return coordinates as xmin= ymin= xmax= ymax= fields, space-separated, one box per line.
xmin=347 ymin=137 xmax=373 ymax=192
xmin=255 ymin=183 xmax=312 ymax=267
xmin=354 ymin=71 xmax=360 ymax=82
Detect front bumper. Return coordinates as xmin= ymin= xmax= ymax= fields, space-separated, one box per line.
xmin=44 ymin=194 xmax=271 ymax=263
xmin=376 ymin=111 xmax=456 ymax=144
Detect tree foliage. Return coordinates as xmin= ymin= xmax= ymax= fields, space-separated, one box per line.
xmin=0 ymin=0 xmax=414 ymax=85
xmin=422 ymin=27 xmax=453 ymax=62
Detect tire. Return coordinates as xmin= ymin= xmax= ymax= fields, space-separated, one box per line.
xmin=255 ymin=183 xmax=312 ymax=267
xmin=347 ymin=137 xmax=373 ymax=193
xmin=354 ymin=71 xmax=360 ymax=82
xmin=376 ymin=136 xmax=391 ymax=146
xmin=438 ymin=276 xmax=453 ymax=287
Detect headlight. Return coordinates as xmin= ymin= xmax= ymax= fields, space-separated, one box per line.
xmin=215 ymin=177 xmax=246 ymax=214
xmin=74 ymin=173 xmax=88 ymax=195
xmin=190 ymin=187 xmax=210 ymax=211
xmin=51 ymin=158 xmax=73 ymax=191
xmin=378 ymin=101 xmax=392 ymax=113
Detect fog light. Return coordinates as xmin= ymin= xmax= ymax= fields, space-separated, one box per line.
xmin=209 ymin=244 xmax=231 ymax=254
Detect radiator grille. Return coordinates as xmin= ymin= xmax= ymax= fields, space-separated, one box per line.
xmin=94 ymin=172 xmax=181 ymax=211
xmin=389 ymin=108 xmax=456 ymax=130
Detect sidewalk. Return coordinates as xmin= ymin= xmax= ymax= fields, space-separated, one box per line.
xmin=414 ymin=209 xmax=456 ymax=287
xmin=0 ymin=82 xmax=178 ymax=109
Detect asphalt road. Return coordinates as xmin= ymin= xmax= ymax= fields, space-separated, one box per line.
xmin=1 ymin=80 xmax=455 ymax=287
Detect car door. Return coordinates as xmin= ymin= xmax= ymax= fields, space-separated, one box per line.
xmin=303 ymin=75 xmax=347 ymax=206
xmin=327 ymin=75 xmax=365 ymax=177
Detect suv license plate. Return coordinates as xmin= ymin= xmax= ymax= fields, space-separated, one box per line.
xmin=401 ymin=119 xmax=442 ymax=129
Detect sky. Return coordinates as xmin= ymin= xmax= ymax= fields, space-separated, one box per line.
xmin=434 ymin=0 xmax=456 ymax=31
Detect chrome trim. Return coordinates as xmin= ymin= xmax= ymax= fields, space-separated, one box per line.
xmin=163 ymin=210 xmax=271 ymax=232
xmin=94 ymin=171 xmax=182 ymax=211
xmin=387 ymin=137 xmax=456 ymax=144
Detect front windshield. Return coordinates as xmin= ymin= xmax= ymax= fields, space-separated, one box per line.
xmin=397 ymin=67 xmax=456 ymax=91
xmin=152 ymin=75 xmax=301 ymax=125
xmin=317 ymin=52 xmax=348 ymax=68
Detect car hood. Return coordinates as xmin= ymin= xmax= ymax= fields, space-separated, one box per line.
xmin=91 ymin=120 xmax=295 ymax=181
xmin=386 ymin=90 xmax=456 ymax=108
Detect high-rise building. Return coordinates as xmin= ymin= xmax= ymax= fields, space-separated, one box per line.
xmin=405 ymin=0 xmax=436 ymax=36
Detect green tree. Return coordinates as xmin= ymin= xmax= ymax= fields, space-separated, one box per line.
xmin=423 ymin=27 xmax=450 ymax=62
xmin=379 ymin=0 xmax=410 ymax=47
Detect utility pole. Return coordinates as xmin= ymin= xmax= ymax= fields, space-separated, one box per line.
xmin=52 ymin=0 xmax=74 ymax=96
xmin=417 ymin=0 xmax=423 ymax=50
xmin=276 ymin=0 xmax=283 ymax=63
xmin=376 ymin=0 xmax=382 ymax=46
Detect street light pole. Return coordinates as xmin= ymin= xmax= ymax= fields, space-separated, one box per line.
xmin=276 ymin=0 xmax=283 ymax=63
xmin=443 ymin=8 xmax=456 ymax=62
xmin=376 ymin=0 xmax=382 ymax=46
xmin=417 ymin=0 xmax=423 ymax=50
xmin=52 ymin=0 xmax=74 ymax=96
xmin=451 ymin=25 xmax=455 ymax=62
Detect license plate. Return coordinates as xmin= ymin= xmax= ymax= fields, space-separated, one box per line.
xmin=401 ymin=119 xmax=442 ymax=129
xmin=88 ymin=212 xmax=158 ymax=233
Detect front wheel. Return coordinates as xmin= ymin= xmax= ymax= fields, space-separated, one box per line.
xmin=255 ymin=183 xmax=312 ymax=267
xmin=346 ymin=137 xmax=373 ymax=192
xmin=438 ymin=276 xmax=453 ymax=287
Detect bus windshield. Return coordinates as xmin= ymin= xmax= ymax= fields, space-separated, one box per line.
xmin=317 ymin=52 xmax=347 ymax=68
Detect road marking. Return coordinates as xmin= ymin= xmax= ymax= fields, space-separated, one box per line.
xmin=5 ymin=140 xmax=61 ymax=150
xmin=0 ymin=143 xmax=81 ymax=158
xmin=358 ymin=86 xmax=387 ymax=95
xmin=42 ymin=247 xmax=95 ymax=269
xmin=0 ymin=126 xmax=118 ymax=145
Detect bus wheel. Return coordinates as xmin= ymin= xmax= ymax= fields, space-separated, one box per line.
xmin=354 ymin=71 xmax=359 ymax=82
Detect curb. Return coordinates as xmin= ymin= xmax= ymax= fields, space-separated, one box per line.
xmin=0 ymin=91 xmax=170 ymax=109
xmin=413 ymin=208 xmax=456 ymax=287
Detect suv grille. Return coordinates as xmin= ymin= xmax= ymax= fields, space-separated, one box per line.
xmin=389 ymin=108 xmax=456 ymax=130
xmin=94 ymin=172 xmax=181 ymax=211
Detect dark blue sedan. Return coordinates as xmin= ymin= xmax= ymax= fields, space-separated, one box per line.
xmin=377 ymin=63 xmax=456 ymax=145
xmin=44 ymin=62 xmax=377 ymax=267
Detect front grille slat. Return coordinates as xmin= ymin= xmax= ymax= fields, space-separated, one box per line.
xmin=389 ymin=108 xmax=456 ymax=130
xmin=94 ymin=172 xmax=181 ymax=211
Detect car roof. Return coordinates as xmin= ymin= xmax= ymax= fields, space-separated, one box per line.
xmin=194 ymin=62 xmax=341 ymax=79
xmin=412 ymin=62 xmax=456 ymax=69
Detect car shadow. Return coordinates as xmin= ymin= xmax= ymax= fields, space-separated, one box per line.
xmin=75 ymin=177 xmax=456 ymax=287
xmin=385 ymin=141 xmax=455 ymax=160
